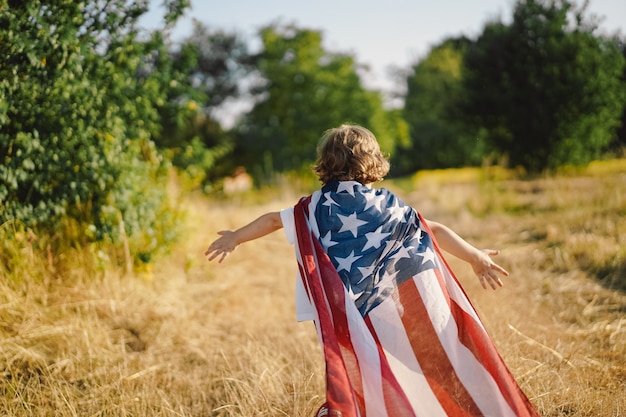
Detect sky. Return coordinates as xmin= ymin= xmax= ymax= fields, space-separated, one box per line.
xmin=141 ymin=0 xmax=626 ymax=93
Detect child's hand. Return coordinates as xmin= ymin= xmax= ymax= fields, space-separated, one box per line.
xmin=470 ymin=249 xmax=509 ymax=290
xmin=205 ymin=231 xmax=238 ymax=263
xmin=204 ymin=212 xmax=283 ymax=263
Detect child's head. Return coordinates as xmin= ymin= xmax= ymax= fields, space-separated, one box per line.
xmin=313 ymin=124 xmax=390 ymax=185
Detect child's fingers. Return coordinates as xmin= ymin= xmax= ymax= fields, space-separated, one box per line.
xmin=486 ymin=270 xmax=504 ymax=288
xmin=481 ymin=249 xmax=510 ymax=277
xmin=477 ymin=274 xmax=488 ymax=289
xmin=492 ymin=263 xmax=509 ymax=277
xmin=207 ymin=246 xmax=226 ymax=260
xmin=475 ymin=262 xmax=508 ymax=290
xmin=205 ymin=239 xmax=220 ymax=255
xmin=205 ymin=246 xmax=220 ymax=258
xmin=478 ymin=271 xmax=503 ymax=290
xmin=205 ymin=235 xmax=228 ymax=257
xmin=206 ymin=246 xmax=234 ymax=263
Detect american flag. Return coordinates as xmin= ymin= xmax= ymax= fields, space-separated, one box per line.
xmin=292 ymin=181 xmax=539 ymax=417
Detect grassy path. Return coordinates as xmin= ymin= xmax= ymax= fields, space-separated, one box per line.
xmin=1 ymin=165 xmax=625 ymax=416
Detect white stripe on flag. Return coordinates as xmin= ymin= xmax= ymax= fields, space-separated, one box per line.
xmin=307 ymin=191 xmax=323 ymax=239
xmin=345 ymin=292 xmax=386 ymax=417
xmin=434 ymin=256 xmax=487 ymax=332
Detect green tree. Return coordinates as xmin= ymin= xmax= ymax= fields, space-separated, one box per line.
xmin=614 ymin=41 xmax=626 ymax=151
xmin=396 ymin=37 xmax=485 ymax=175
xmin=462 ymin=0 xmax=626 ymax=173
xmin=150 ymin=22 xmax=255 ymax=186
xmin=235 ymin=24 xmax=397 ymax=177
xmin=0 ymin=0 xmax=189 ymax=259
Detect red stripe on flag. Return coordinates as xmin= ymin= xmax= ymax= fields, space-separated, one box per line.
xmin=314 ymin=237 xmax=367 ymax=415
xmin=295 ymin=199 xmax=361 ymax=416
xmin=397 ymin=277 xmax=482 ymax=416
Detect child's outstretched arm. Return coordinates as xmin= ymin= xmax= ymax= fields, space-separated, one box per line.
xmin=424 ymin=219 xmax=509 ymax=290
xmin=205 ymin=212 xmax=283 ymax=263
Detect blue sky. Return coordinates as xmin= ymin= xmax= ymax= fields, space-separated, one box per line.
xmin=141 ymin=0 xmax=625 ymax=92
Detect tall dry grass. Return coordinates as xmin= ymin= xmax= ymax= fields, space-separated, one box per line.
xmin=1 ymin=161 xmax=625 ymax=416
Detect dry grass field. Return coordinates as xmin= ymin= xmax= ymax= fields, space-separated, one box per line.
xmin=1 ymin=161 xmax=625 ymax=416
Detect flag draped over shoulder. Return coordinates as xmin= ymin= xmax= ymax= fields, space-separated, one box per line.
xmin=292 ymin=181 xmax=539 ymax=417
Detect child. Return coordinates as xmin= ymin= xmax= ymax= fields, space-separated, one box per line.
xmin=206 ymin=124 xmax=539 ymax=417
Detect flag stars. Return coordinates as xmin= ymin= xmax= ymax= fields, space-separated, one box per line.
xmin=391 ymin=244 xmax=414 ymax=261
xmin=357 ymin=264 xmax=377 ymax=284
xmin=336 ymin=181 xmax=357 ymax=196
xmin=380 ymin=238 xmax=398 ymax=257
xmin=322 ymin=192 xmax=339 ymax=214
xmin=364 ymin=192 xmax=386 ymax=213
xmin=320 ymin=231 xmax=338 ymax=249
xmin=376 ymin=267 xmax=399 ymax=294
xmin=312 ymin=184 xmax=441 ymax=316
xmin=363 ymin=226 xmax=391 ymax=251
xmin=337 ymin=212 xmax=368 ymax=238
xmin=419 ymin=247 xmax=436 ymax=266
xmin=387 ymin=199 xmax=408 ymax=224
xmin=414 ymin=229 xmax=424 ymax=246
xmin=335 ymin=250 xmax=362 ymax=273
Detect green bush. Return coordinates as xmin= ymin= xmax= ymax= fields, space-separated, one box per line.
xmin=0 ymin=0 xmax=185 ymax=267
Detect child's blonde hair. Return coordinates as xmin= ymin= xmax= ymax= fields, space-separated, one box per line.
xmin=313 ymin=124 xmax=390 ymax=185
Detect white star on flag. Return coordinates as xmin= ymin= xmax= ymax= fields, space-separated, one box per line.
xmin=364 ymin=192 xmax=386 ymax=213
xmin=320 ymin=231 xmax=338 ymax=249
xmin=363 ymin=226 xmax=392 ymax=251
xmin=337 ymin=212 xmax=368 ymax=238
xmin=419 ymin=247 xmax=436 ymax=265
xmin=414 ymin=229 xmax=425 ymax=246
xmin=336 ymin=181 xmax=357 ymax=196
xmin=376 ymin=267 xmax=399 ymax=294
xmin=391 ymin=244 xmax=414 ymax=261
xmin=322 ymin=192 xmax=339 ymax=214
xmin=387 ymin=199 xmax=407 ymax=224
xmin=380 ymin=238 xmax=398 ymax=258
xmin=335 ymin=250 xmax=362 ymax=273
xmin=357 ymin=264 xmax=377 ymax=284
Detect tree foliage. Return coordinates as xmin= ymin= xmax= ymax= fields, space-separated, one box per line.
xmin=614 ymin=41 xmax=626 ymax=151
xmin=235 ymin=24 xmax=400 ymax=177
xmin=462 ymin=0 xmax=626 ymax=172
xmin=395 ymin=37 xmax=486 ymax=175
xmin=148 ymin=22 xmax=255 ymax=187
xmin=0 ymin=0 xmax=188 ymax=259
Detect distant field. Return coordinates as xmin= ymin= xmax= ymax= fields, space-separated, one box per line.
xmin=1 ymin=160 xmax=625 ymax=416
